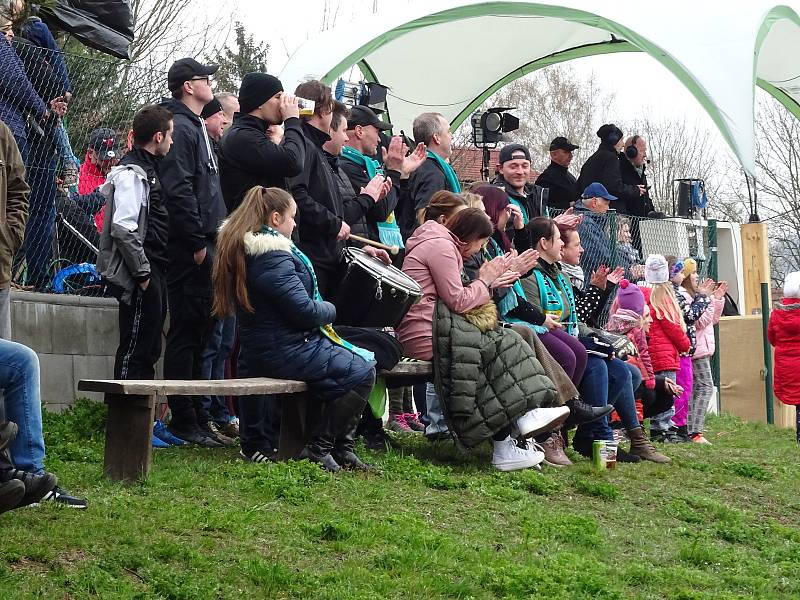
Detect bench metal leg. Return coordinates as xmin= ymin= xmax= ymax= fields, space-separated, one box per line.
xmin=104 ymin=393 xmax=156 ymax=482
xmin=277 ymin=391 xmax=321 ymax=460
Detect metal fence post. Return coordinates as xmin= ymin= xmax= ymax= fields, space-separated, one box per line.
xmin=608 ymin=209 xmax=617 ymax=268
xmin=707 ymin=220 xmax=721 ymax=411
xmin=760 ymin=281 xmax=774 ymax=425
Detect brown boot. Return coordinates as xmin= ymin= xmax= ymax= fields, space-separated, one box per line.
xmin=541 ymin=431 xmax=573 ymax=467
xmin=628 ymin=427 xmax=671 ymax=464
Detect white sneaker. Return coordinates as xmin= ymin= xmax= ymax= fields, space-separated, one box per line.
xmin=492 ymin=436 xmax=545 ymax=472
xmin=514 ymin=406 xmax=571 ymax=438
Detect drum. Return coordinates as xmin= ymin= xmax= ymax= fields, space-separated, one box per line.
xmin=333 ymin=247 xmax=421 ymax=327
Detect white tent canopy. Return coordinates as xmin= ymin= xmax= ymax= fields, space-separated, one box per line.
xmin=279 ymin=0 xmax=800 ymax=174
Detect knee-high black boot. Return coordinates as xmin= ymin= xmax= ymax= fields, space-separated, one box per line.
xmin=299 ymin=402 xmax=342 ymax=473
xmin=332 ymin=390 xmax=374 ymax=471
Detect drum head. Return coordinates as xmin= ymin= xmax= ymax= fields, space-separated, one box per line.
xmin=343 ymin=247 xmax=421 ymax=294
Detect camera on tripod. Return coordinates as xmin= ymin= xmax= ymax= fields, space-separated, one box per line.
xmin=471 ymin=107 xmax=520 ymax=180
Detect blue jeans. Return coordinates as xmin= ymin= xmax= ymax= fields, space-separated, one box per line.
xmin=424 ymin=382 xmax=449 ymax=437
xmin=574 ymin=356 xmax=640 ymax=444
xmin=650 ymin=370 xmax=677 ymax=432
xmin=0 ymin=339 xmax=45 ymax=473
xmin=23 ymin=156 xmax=57 ymax=289
xmin=200 ymin=315 xmax=236 ymax=424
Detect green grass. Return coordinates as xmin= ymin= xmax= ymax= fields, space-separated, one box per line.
xmin=2 ymin=401 xmax=799 ymax=599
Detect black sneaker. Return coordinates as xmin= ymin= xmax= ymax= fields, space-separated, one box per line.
xmin=0 ymin=480 xmax=25 ymax=514
xmin=167 ymin=425 xmax=222 ymax=448
xmin=41 ymin=486 xmax=88 ymax=509
xmin=239 ymin=448 xmax=278 ymax=464
xmin=0 ymin=468 xmax=58 ymax=506
xmin=203 ymin=422 xmax=236 ymax=447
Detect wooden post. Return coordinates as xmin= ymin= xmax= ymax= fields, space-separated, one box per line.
xmin=103 ymin=393 xmax=155 ymax=482
xmin=277 ymin=391 xmax=320 ymax=460
xmin=741 ymin=222 xmax=771 ymax=315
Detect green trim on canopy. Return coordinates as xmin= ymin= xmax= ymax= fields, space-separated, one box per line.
xmin=450 ymin=40 xmax=638 ymax=130
xmin=757 ymin=79 xmax=800 ymax=119
xmin=316 ymin=2 xmax=747 ymax=168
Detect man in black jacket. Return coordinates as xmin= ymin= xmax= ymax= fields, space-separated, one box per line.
xmin=407 ymin=112 xmax=458 ymax=233
xmin=290 ymin=80 xmax=350 ymax=298
xmin=340 ymin=105 xmax=426 ymax=245
xmin=159 ymin=58 xmax=227 ymax=446
xmin=218 ymin=72 xmax=304 ymax=212
xmin=617 ymin=135 xmax=655 ymax=217
xmin=577 ymin=123 xmax=646 ymax=211
xmin=535 ymin=136 xmax=580 ymax=210
xmin=492 ymin=143 xmax=548 ymax=224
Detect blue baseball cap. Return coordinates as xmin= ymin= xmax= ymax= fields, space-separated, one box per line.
xmin=582 ymin=182 xmax=617 ymax=201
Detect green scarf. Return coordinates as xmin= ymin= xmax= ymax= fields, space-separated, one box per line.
xmin=340 ymin=145 xmax=404 ymax=249
xmin=258 ymin=226 xmax=375 ymax=364
xmin=532 ymin=267 xmax=578 ymax=337
xmin=426 ymin=150 xmax=461 ymax=193
xmin=484 ymin=238 xmax=527 ymax=318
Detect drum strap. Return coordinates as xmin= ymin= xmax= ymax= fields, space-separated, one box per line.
xmin=340 ymin=146 xmax=404 ymax=249
xmin=258 ymin=226 xmax=376 ymax=364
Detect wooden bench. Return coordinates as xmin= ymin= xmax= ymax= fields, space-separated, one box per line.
xmin=78 ymin=361 xmax=432 ymax=482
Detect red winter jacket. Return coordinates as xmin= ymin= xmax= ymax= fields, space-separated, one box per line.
xmin=643 ymin=287 xmax=691 ymax=373
xmin=768 ymin=298 xmax=800 ymax=406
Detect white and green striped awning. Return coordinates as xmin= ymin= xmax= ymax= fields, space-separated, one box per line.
xmin=279 ymin=0 xmax=800 ymax=174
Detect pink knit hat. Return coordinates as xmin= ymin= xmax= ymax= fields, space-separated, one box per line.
xmin=616 ymin=279 xmax=645 ymax=315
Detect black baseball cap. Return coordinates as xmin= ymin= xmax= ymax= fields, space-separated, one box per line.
xmin=88 ymin=128 xmax=119 ymax=161
xmin=167 ymin=58 xmax=218 ymax=91
xmin=499 ymin=143 xmax=531 ymax=164
xmin=549 ymin=136 xmax=580 ymax=152
xmin=347 ymin=106 xmax=392 ymax=131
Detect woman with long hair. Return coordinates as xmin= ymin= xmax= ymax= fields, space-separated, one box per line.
xmin=212 ymin=186 xmax=376 ymax=473
xmin=524 ymin=217 xmax=670 ymax=463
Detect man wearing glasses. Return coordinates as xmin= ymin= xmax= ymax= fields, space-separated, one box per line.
xmin=158 ymin=58 xmax=229 ymax=446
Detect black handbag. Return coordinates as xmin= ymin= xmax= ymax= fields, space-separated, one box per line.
xmin=333 ymin=326 xmax=403 ymax=371
xmin=584 ymin=328 xmax=638 ymax=361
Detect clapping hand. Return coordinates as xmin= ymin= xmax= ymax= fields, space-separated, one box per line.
xmin=361 ymin=175 xmax=392 ymax=202
xmin=553 ymin=207 xmax=583 ymax=229
xmin=606 ymin=266 xmax=625 ymax=285
xmin=713 ymin=281 xmax=728 ymax=299
xmin=506 ymin=248 xmax=538 ymax=275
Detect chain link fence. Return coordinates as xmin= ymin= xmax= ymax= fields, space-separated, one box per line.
xmin=547 ymin=207 xmax=715 ymax=325
xmin=6 ymin=40 xmax=164 ymax=294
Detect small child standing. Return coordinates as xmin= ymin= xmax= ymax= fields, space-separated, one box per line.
xmin=683 ymin=274 xmax=727 ymax=444
xmin=642 ymin=255 xmax=691 ymax=442
xmin=607 ymin=279 xmax=656 ymax=391
xmin=768 ymin=272 xmax=800 ymax=443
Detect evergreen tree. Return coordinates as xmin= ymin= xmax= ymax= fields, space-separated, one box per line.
xmin=207 ymin=22 xmax=269 ymax=93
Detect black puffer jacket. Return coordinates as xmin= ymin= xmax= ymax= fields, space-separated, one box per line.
xmin=576 ymin=142 xmax=640 ymax=203
xmin=158 ymin=98 xmax=226 ymax=252
xmin=433 ymin=300 xmax=556 ymax=448
xmin=288 ymin=122 xmax=345 ymax=271
xmin=218 ymin=114 xmax=305 ymax=210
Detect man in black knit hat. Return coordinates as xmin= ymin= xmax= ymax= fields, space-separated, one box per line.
xmin=218 ymin=72 xmax=304 ymax=212
xmin=217 ymin=73 xmax=304 ymax=463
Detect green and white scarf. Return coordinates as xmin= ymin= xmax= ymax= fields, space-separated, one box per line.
xmin=259 ymin=226 xmax=375 ymax=364
xmin=340 ymin=145 xmax=404 ymax=249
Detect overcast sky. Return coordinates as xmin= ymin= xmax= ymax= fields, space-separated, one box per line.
xmin=227 ymin=0 xmax=732 ymax=158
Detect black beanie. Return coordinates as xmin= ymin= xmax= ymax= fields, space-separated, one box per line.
xmin=201 ymin=98 xmax=223 ymax=119
xmin=597 ymin=123 xmax=623 ymax=145
xmin=239 ymin=73 xmax=284 ymax=114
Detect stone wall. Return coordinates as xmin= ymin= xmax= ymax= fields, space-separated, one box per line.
xmin=10 ymin=291 xmax=123 ymax=412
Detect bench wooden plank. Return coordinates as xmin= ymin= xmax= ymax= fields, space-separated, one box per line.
xmin=78 ymin=377 xmax=309 ymax=396
xmin=78 ymin=362 xmax=433 ymax=396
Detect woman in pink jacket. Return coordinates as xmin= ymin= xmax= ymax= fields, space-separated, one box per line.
xmin=397 ymin=201 xmax=568 ymax=471
xmin=683 ymin=276 xmax=727 ymax=444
